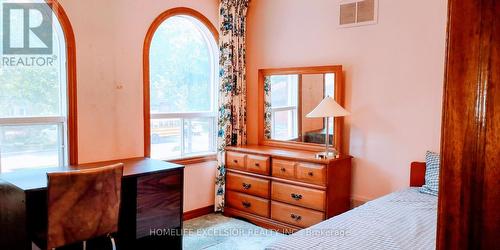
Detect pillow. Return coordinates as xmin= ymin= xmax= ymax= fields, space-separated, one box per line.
xmin=419 ymin=151 xmax=440 ymax=196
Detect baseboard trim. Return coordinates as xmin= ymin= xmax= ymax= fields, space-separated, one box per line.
xmin=350 ymin=198 xmax=368 ymax=208
xmin=183 ymin=205 xmax=214 ymax=221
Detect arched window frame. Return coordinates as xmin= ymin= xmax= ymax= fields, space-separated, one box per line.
xmin=0 ymin=0 xmax=77 ymax=172
xmin=50 ymin=0 xmax=78 ymax=165
xmin=143 ymin=7 xmax=219 ymax=163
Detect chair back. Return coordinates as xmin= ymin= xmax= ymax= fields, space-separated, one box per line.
xmin=46 ymin=163 xmax=124 ymax=249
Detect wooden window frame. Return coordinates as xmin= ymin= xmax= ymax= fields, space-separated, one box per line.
xmin=143 ymin=7 xmax=219 ymax=162
xmin=49 ymin=0 xmax=78 ymax=165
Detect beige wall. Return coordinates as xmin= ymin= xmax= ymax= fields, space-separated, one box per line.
xmin=58 ymin=0 xmax=218 ymax=212
xmin=246 ymin=0 xmax=448 ymax=201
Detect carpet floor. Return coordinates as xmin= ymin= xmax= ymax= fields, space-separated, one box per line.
xmin=183 ymin=214 xmax=286 ymax=250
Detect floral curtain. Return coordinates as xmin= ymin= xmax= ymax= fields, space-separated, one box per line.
xmin=264 ymin=76 xmax=272 ymax=139
xmin=215 ymin=0 xmax=250 ymax=212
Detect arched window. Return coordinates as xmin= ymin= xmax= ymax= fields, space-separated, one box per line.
xmin=0 ymin=0 xmax=76 ymax=172
xmin=144 ymin=8 xmax=218 ymax=160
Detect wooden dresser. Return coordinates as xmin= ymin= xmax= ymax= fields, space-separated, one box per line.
xmin=224 ymin=145 xmax=352 ymax=233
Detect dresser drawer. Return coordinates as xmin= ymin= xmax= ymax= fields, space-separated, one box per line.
xmin=246 ymin=154 xmax=270 ymax=175
xmin=272 ymin=159 xmax=296 ymax=179
xmin=226 ymin=172 xmax=270 ymax=198
xmin=296 ymin=162 xmax=326 ymax=185
xmin=271 ymin=182 xmax=325 ymax=211
xmin=226 ymin=191 xmax=269 ymax=217
xmin=271 ymin=201 xmax=324 ymax=228
xmin=226 ymin=151 xmax=246 ymax=170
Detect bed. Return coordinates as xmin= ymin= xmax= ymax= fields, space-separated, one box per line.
xmin=265 ymin=162 xmax=437 ymax=250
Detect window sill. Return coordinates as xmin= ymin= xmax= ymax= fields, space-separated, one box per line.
xmin=167 ymin=154 xmax=217 ymax=165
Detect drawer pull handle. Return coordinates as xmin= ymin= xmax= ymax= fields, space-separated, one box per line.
xmin=242 ymin=183 xmax=252 ymax=190
xmin=280 ymin=167 xmax=286 ymax=172
xmin=242 ymin=201 xmax=251 ymax=208
xmin=290 ymin=213 xmax=302 ymax=221
xmin=291 ymin=193 xmax=303 ymax=200
xmin=233 ymin=159 xmax=238 ymax=163
xmin=255 ymin=163 xmax=260 ymax=167
xmin=308 ymin=172 xmax=314 ymax=176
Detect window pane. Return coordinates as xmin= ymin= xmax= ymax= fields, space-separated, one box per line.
xmin=270 ymin=75 xmax=298 ymax=107
xmin=149 ymin=16 xmax=214 ymax=113
xmin=0 ymin=124 xmax=61 ymax=173
xmin=150 ymin=119 xmax=181 ymax=159
xmin=183 ymin=118 xmax=214 ymax=156
xmin=273 ymin=110 xmax=297 ymax=141
xmin=325 ymin=73 xmax=335 ymax=97
xmin=0 ymin=2 xmax=66 ymax=118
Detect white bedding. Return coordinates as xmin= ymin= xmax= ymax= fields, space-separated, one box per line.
xmin=265 ymin=188 xmax=437 ymax=250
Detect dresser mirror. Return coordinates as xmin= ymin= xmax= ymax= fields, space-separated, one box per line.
xmin=258 ymin=66 xmax=345 ymax=152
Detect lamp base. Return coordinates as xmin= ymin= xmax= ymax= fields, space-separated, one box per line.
xmin=315 ymin=150 xmax=339 ymax=159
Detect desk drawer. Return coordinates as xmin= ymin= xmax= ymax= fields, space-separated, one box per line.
xmin=272 ymin=159 xmax=296 ymax=179
xmin=226 ymin=172 xmax=269 ymax=198
xmin=271 ymin=181 xmax=325 ymax=211
xmin=246 ymin=154 xmax=270 ymax=175
xmin=271 ymin=201 xmax=324 ymax=228
xmin=226 ymin=191 xmax=269 ymax=217
xmin=226 ymin=151 xmax=246 ymax=170
xmin=296 ymin=162 xmax=326 ymax=185
xmin=136 ymin=171 xmax=182 ymax=238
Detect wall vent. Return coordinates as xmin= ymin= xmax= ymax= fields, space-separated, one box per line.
xmin=339 ymin=0 xmax=378 ymax=27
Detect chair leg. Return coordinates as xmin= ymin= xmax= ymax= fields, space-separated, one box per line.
xmin=83 ymin=241 xmax=86 ymax=250
xmin=109 ymin=236 xmax=116 ymax=250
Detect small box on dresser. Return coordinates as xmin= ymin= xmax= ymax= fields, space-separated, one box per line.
xmin=223 ymin=145 xmax=352 ymax=233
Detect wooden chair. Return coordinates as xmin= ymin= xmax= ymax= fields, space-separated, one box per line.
xmin=33 ymin=163 xmax=124 ymax=250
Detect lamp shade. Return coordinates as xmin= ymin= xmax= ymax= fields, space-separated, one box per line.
xmin=306 ymin=96 xmax=350 ymax=118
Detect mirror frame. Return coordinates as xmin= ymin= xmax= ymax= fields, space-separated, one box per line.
xmin=258 ymin=65 xmax=345 ymax=153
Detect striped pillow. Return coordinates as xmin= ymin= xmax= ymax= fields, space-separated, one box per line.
xmin=419 ymin=151 xmax=440 ymax=196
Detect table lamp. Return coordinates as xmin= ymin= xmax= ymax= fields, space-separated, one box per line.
xmin=306 ymin=96 xmax=350 ymax=159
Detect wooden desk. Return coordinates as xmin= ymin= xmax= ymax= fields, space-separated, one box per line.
xmin=0 ymin=157 xmax=184 ymax=250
